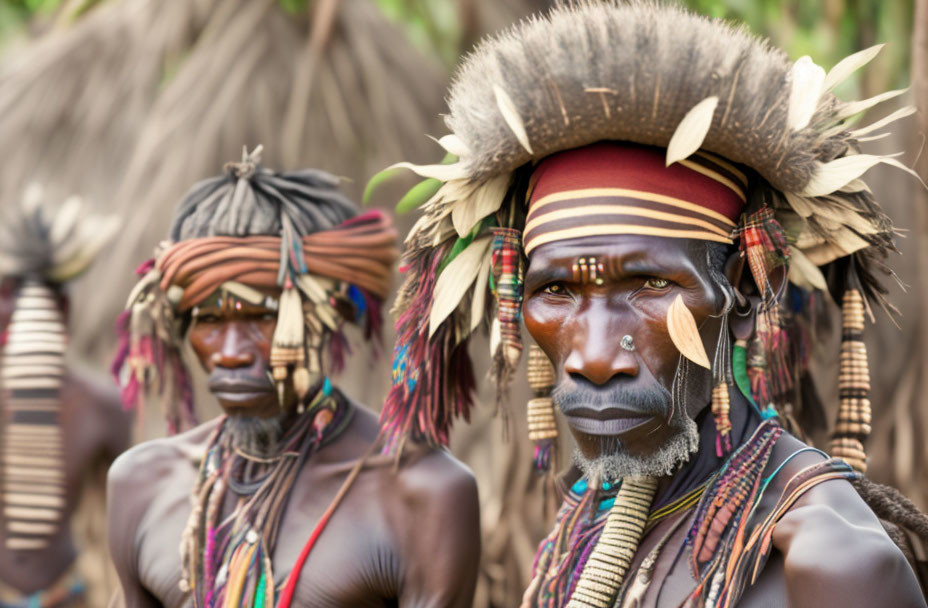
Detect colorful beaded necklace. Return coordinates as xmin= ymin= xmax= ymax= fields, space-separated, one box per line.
xmin=180 ymin=380 xmax=351 ymax=607
xmin=525 ymin=420 xmax=792 ymax=608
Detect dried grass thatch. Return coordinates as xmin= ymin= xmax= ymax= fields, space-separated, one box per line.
xmin=0 ymin=0 xmax=446 ymax=367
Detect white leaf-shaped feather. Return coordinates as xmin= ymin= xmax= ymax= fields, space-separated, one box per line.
xmin=666 ymin=294 xmax=710 ymax=369
xmin=783 ymin=192 xmax=816 ymax=218
xmin=788 ymin=246 xmax=828 ymax=291
xmin=666 ymin=97 xmax=718 ymax=166
xmin=21 ymin=183 xmax=43 ymax=216
xmin=824 ymin=44 xmax=885 ymax=92
xmin=489 ymin=317 xmax=501 ymax=356
xmin=436 ymin=134 xmax=470 ymax=157
xmin=451 ymin=174 xmax=510 ymax=237
xmin=802 ymin=154 xmax=885 ymax=197
xmin=49 ymin=196 xmax=83 ymax=247
xmin=880 ymin=157 xmax=928 ymax=190
xmin=386 ymin=161 xmax=467 ymax=182
xmin=493 ymin=84 xmax=533 ymax=155
xmin=788 ymin=56 xmax=826 ymax=131
xmin=429 ymin=237 xmax=492 ymax=337
xmin=834 ymin=88 xmax=907 ymax=121
xmin=849 ymin=106 xmax=917 ymax=138
xmin=839 ymin=179 xmax=872 ymax=193
xmin=802 ymin=153 xmax=923 ymax=197
xmin=470 ymin=255 xmax=492 ymax=332
xmin=855 ymin=132 xmax=893 ymax=143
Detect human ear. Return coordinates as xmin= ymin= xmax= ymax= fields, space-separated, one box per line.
xmin=722 ymin=250 xmax=788 ymax=341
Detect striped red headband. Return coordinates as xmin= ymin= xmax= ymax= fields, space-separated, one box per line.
xmin=523 ymin=142 xmax=747 ymax=256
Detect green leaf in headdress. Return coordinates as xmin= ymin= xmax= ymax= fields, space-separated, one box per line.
xmin=362 ymin=167 xmax=403 ymax=206
xmin=396 ymin=178 xmax=442 ymax=214
xmin=363 ymin=151 xmax=457 ymax=207
xmin=439 ymin=219 xmax=487 ymax=274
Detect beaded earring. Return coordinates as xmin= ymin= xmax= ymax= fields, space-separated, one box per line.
xmin=526 ymin=343 xmax=558 ymax=473
xmin=711 ymin=313 xmax=733 ymax=456
xmin=829 ymin=287 xmax=871 ymax=473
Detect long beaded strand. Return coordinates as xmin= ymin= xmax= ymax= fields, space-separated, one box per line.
xmin=566 ymin=476 xmax=658 ymax=608
xmin=829 ymin=288 xmax=870 ymax=473
xmin=180 ymin=388 xmax=349 ymax=607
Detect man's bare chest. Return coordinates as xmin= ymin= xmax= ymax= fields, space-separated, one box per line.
xmin=135 ymin=465 xmax=400 ymax=607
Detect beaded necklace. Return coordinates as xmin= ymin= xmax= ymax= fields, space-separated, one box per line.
xmin=524 ymin=421 xmax=789 ymax=608
xmin=525 ymin=475 xmax=708 ymax=608
xmin=180 ymin=383 xmax=351 ymax=607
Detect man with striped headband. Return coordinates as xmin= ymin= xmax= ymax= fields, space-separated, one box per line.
xmin=376 ymin=2 xmax=927 ymax=606
xmin=0 ymin=185 xmax=129 ymax=607
xmin=108 ymin=148 xmax=479 ymax=607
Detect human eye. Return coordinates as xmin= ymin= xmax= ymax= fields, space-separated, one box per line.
xmin=541 ymin=282 xmax=569 ymax=296
xmin=642 ymin=277 xmax=670 ymax=290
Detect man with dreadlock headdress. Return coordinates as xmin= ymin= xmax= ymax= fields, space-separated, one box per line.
xmin=376 ymin=2 xmax=928 ymax=606
xmin=0 ymin=185 xmax=130 ymax=607
xmin=108 ymin=147 xmax=479 ymax=607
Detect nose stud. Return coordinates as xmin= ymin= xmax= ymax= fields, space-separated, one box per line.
xmin=620 ymin=335 xmax=635 ymax=352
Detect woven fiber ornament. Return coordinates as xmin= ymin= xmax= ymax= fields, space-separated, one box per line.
xmin=490 ymin=227 xmax=525 ymax=393
xmin=829 ymin=288 xmax=871 ymax=472
xmin=526 ymin=344 xmax=557 ymax=473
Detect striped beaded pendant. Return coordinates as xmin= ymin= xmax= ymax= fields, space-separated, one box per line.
xmin=1 ymin=279 xmax=67 ymax=550
xmin=526 ymin=344 xmax=558 ymax=473
xmin=565 ymin=476 xmax=658 ymax=608
xmin=829 ymin=288 xmax=871 ymax=473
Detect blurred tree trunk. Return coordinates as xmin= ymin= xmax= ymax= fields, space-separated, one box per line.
xmin=911 ymin=0 xmax=928 ymax=506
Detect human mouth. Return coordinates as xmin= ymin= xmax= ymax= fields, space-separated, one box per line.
xmin=563 ymin=407 xmax=657 ymax=436
xmin=209 ymin=378 xmax=273 ymax=404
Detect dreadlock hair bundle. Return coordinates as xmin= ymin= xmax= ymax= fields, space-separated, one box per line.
xmin=0 ymin=280 xmax=66 ymax=551
xmin=829 ymin=287 xmax=871 ymax=473
xmin=526 ymin=343 xmax=557 ymax=473
xmin=851 ymin=476 xmax=928 ymax=548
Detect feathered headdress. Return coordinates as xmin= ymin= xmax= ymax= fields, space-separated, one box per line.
xmin=0 ymin=184 xmax=119 ymax=285
xmin=375 ymin=1 xmax=914 ymax=462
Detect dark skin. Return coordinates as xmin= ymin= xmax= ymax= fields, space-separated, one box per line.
xmin=107 ymin=291 xmax=480 ymax=607
xmin=523 ymin=235 xmax=925 ymax=607
xmin=0 ymin=279 xmax=131 ymax=595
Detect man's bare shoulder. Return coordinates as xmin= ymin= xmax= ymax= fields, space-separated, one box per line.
xmin=341 ymin=397 xmax=478 ymax=504
xmin=107 ymin=418 xmax=219 ymax=500
xmin=765 ymin=433 xmax=924 ymax=606
xmin=395 ymin=441 xmax=478 ymax=507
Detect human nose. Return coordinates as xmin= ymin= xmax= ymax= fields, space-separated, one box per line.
xmin=563 ymin=303 xmax=638 ymax=386
xmin=209 ymin=323 xmax=256 ymax=369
